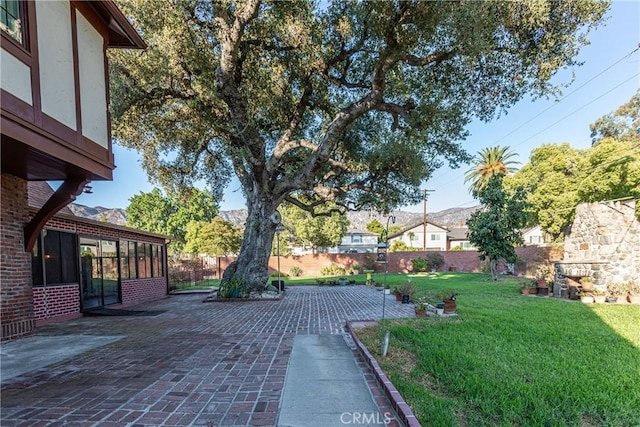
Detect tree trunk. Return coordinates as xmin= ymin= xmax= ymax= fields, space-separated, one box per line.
xmin=490 ymin=259 xmax=499 ymax=281
xmin=222 ymin=194 xmax=278 ymax=292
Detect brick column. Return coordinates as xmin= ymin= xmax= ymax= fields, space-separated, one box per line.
xmin=1 ymin=174 xmax=34 ymax=341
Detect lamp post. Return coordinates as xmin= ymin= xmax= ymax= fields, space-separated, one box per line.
xmin=379 ymin=215 xmax=395 ymax=357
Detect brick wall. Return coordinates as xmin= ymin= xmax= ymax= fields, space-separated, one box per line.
xmin=1 ymin=174 xmax=34 ymax=341
xmin=121 ymin=278 xmax=167 ymax=306
xmin=217 ymin=246 xmax=562 ymax=279
xmin=33 ymin=285 xmax=81 ymax=323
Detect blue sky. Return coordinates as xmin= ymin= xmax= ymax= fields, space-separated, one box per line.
xmin=73 ymin=1 xmax=640 ymax=214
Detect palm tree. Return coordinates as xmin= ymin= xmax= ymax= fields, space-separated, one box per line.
xmin=464 ymin=146 xmax=520 ymax=195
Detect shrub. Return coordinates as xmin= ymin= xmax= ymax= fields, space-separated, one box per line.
xmin=412 ymin=258 xmax=429 ymax=272
xmin=289 ymin=266 xmax=303 ymax=277
xmin=320 ymin=265 xmax=347 ymax=276
xmin=217 ymin=276 xmax=246 ymax=299
xmin=425 ymin=253 xmax=445 ymax=271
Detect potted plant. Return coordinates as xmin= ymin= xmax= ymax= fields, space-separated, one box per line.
xmin=627 ymin=281 xmax=640 ymax=304
xmin=535 ymin=263 xmax=554 ymax=295
xmin=397 ymin=282 xmax=417 ymax=304
xmin=442 ymin=292 xmax=458 ymax=314
xmin=579 ymin=291 xmax=594 ymax=304
xmin=580 ymin=276 xmax=593 ymax=292
xmin=591 ymin=288 xmax=606 ymax=303
xmin=414 ymin=298 xmax=427 ymax=317
xmin=606 ymin=282 xmax=625 ymax=303
xmin=338 ymin=277 xmax=347 ymax=286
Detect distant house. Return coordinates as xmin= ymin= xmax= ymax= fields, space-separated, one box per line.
xmin=333 ymin=230 xmax=379 ymax=253
xmin=522 ymin=225 xmax=550 ymax=246
xmin=447 ymin=227 xmax=475 ymax=250
xmin=388 ymin=221 xmax=449 ymax=251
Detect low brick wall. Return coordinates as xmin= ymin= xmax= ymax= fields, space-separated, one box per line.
xmin=122 ymin=277 xmax=167 ymax=306
xmin=33 ymin=284 xmax=81 ymax=323
xmin=217 ymin=245 xmax=563 ymax=278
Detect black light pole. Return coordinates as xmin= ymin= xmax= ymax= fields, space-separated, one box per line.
xmin=380 ymin=215 xmax=395 ymax=357
xmin=276 ymin=223 xmax=285 ymax=293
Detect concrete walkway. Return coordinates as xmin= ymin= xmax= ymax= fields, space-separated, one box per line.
xmin=278 ymin=335 xmax=390 ymax=427
xmin=1 ymin=286 xmax=414 ymax=426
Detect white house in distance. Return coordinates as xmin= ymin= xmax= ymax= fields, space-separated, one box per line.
xmin=334 ymin=229 xmax=379 ymax=253
xmin=447 ymin=227 xmax=475 ymax=250
xmin=388 ymin=221 xmax=449 ymax=251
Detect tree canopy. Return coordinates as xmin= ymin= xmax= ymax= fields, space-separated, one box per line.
xmin=506 ymin=92 xmax=640 ymax=240
xmin=184 ymin=218 xmax=243 ymax=256
xmin=111 ymin=0 xmax=608 ymax=289
xmin=467 ymin=175 xmax=529 ymax=281
xmin=278 ymin=200 xmax=349 ymax=253
xmin=590 ymin=89 xmax=640 ymax=144
xmin=126 ymin=187 xmax=218 ymax=250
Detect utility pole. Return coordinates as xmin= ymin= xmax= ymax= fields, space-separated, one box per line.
xmin=422 ymin=189 xmax=434 ymax=251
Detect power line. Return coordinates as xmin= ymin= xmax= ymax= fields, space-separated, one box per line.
xmin=429 ymin=73 xmax=639 ymax=194
xmin=426 ymin=46 xmax=640 ymax=184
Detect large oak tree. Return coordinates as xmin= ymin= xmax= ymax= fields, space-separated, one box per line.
xmin=110 ymin=0 xmax=607 ymax=290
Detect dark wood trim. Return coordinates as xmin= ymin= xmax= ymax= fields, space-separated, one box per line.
xmin=27 ymin=0 xmax=42 ymax=127
xmin=72 ymin=1 xmax=110 ymax=41
xmin=41 ymin=113 xmax=78 ymax=148
xmin=104 ymin=34 xmax=113 ymax=160
xmin=0 ymin=89 xmax=34 ymax=122
xmin=2 ymin=115 xmax=115 ymax=179
xmin=69 ymin=5 xmax=83 ymax=145
xmin=24 ymin=176 xmax=90 ymax=251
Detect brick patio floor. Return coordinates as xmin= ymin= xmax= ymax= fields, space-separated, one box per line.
xmin=1 ymin=286 xmax=415 ymax=426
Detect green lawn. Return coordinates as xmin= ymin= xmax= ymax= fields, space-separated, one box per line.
xmin=352 ymin=273 xmax=640 ymax=427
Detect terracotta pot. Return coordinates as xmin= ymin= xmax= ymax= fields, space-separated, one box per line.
xmin=444 ymin=299 xmax=457 ymax=314
xmin=628 ymin=295 xmax=640 ymax=304
xmin=415 ymin=311 xmax=426 ymax=317
xmin=395 ymin=293 xmax=402 ymax=301
xmin=521 ymin=287 xmax=530 ymax=295
xmin=528 ymin=287 xmax=539 ymax=295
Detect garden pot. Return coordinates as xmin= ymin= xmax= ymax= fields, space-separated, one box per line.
xmin=605 ymin=296 xmax=618 ymax=303
xmin=339 ymin=279 xmax=347 ymax=286
xmin=580 ymin=296 xmax=594 ymax=304
xmin=395 ymin=293 xmax=402 ymax=301
xmin=384 ymin=289 xmax=391 ymax=295
xmin=594 ymin=296 xmax=606 ymax=303
xmin=628 ymin=295 xmax=640 ymax=304
xmin=528 ymin=287 xmax=539 ymax=295
xmin=521 ymin=287 xmax=530 ymax=295
xmin=443 ymin=299 xmax=456 ymax=314
xmin=402 ymin=295 xmax=411 ymax=304
xmin=436 ymin=308 xmax=444 ymax=316
xmin=415 ymin=311 xmax=426 ymax=317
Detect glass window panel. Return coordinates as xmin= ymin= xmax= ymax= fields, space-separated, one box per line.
xmin=60 ymin=232 xmax=78 ymax=283
xmin=129 ymin=241 xmax=137 ymax=279
xmin=44 ymin=230 xmax=62 ymax=284
xmin=119 ymin=240 xmax=129 ymax=279
xmin=0 ymin=0 xmax=23 ymax=43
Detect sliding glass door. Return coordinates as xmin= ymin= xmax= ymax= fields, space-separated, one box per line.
xmin=79 ymin=237 xmax=121 ymax=309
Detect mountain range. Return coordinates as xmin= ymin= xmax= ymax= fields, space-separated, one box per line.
xmin=68 ymin=203 xmax=479 ymax=230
